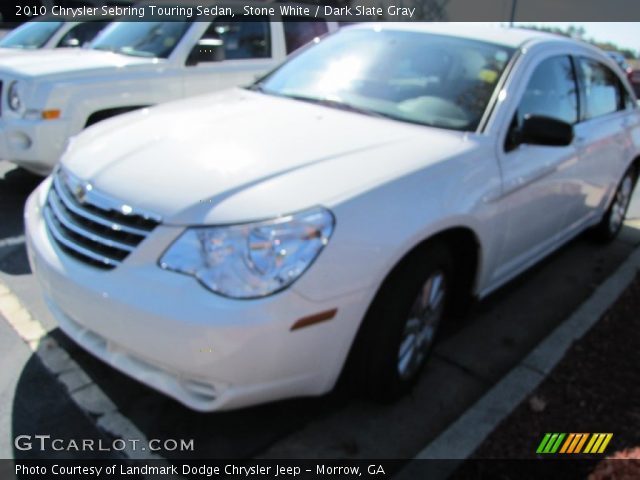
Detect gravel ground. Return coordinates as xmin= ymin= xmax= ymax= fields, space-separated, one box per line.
xmin=451 ymin=272 xmax=640 ymax=479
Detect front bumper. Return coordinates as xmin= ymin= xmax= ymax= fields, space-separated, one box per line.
xmin=0 ymin=117 xmax=69 ymax=175
xmin=24 ymin=183 xmax=369 ymax=411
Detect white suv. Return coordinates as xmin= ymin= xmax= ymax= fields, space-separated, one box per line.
xmin=26 ymin=24 xmax=640 ymax=411
xmin=0 ymin=15 xmax=336 ymax=174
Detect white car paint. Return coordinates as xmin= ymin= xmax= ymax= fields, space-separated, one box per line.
xmin=0 ymin=18 xmax=337 ymax=174
xmin=25 ymin=24 xmax=640 ymax=411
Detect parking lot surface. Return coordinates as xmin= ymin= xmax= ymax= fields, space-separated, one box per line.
xmin=2 ymin=160 xmax=640 ymax=460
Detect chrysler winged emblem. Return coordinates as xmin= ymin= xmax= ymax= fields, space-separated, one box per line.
xmin=73 ymin=182 xmax=90 ymax=204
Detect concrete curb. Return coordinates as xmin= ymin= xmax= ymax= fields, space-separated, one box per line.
xmin=410 ymin=242 xmax=640 ymax=466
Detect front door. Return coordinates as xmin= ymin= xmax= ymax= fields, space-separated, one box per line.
xmin=493 ymin=54 xmax=583 ymax=283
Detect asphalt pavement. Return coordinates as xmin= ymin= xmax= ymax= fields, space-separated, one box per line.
xmin=2 ymin=160 xmax=640 ymax=461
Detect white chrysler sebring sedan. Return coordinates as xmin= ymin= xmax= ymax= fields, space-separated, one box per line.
xmin=25 ymin=24 xmax=640 ymax=411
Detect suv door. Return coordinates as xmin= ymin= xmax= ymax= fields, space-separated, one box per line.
xmin=570 ymin=57 xmax=637 ymax=226
xmin=493 ymin=54 xmax=582 ymax=281
xmin=183 ymin=17 xmax=277 ymax=97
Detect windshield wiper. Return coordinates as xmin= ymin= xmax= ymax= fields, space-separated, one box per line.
xmin=249 ymin=88 xmax=442 ymax=128
xmin=246 ymin=83 xmax=266 ymax=93
xmin=274 ymin=93 xmax=390 ymax=119
xmin=92 ymin=45 xmax=118 ymax=53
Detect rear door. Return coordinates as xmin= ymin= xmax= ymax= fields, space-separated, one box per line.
xmin=569 ymin=56 xmax=637 ymax=227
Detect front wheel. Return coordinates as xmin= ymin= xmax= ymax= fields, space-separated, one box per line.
xmin=591 ymin=166 xmax=637 ymax=242
xmin=349 ymin=242 xmax=454 ymax=402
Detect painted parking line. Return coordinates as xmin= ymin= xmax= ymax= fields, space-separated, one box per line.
xmin=0 ymin=235 xmax=25 ymax=250
xmin=0 ymin=279 xmax=159 ymax=461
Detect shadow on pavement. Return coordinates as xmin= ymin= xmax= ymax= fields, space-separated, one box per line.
xmin=0 ymin=166 xmax=42 ymax=236
xmin=11 ymin=353 xmax=124 ymax=461
xmin=0 ymin=246 xmax=31 ymax=276
xmin=13 ymin=327 xmax=349 ymax=460
xmin=0 ymin=165 xmax=42 ymax=276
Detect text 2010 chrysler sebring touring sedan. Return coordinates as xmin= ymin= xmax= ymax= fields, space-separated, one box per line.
xmin=25 ymin=24 xmax=640 ymax=411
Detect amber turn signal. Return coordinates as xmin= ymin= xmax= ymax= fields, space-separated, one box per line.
xmin=290 ymin=309 xmax=338 ymax=331
xmin=42 ymin=110 xmax=61 ymax=120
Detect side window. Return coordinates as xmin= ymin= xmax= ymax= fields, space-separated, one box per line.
xmin=622 ymin=85 xmax=636 ymax=110
xmin=200 ymin=17 xmax=271 ymax=61
xmin=517 ymin=56 xmax=579 ymax=125
xmin=578 ymin=58 xmax=622 ymax=119
xmin=282 ymin=19 xmax=328 ymax=54
xmin=57 ymin=22 xmax=107 ymax=48
xmin=506 ymin=55 xmax=578 ymax=151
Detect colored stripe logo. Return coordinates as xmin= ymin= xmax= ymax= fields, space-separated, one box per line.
xmin=537 ymin=433 xmax=613 ymax=454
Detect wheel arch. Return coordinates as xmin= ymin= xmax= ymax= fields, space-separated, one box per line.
xmin=380 ymin=226 xmax=482 ymax=315
xmin=84 ymin=105 xmax=151 ymax=128
xmin=339 ymin=225 xmax=483 ymax=394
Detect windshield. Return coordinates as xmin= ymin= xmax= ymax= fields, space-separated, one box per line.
xmin=90 ymin=21 xmax=190 ymax=58
xmin=0 ymin=21 xmax=63 ymax=49
xmin=254 ymin=29 xmax=515 ymax=131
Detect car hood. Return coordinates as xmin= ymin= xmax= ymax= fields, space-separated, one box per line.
xmin=0 ymin=47 xmax=44 ymax=57
xmin=0 ymin=49 xmax=158 ymax=78
xmin=62 ymin=88 xmax=470 ymax=225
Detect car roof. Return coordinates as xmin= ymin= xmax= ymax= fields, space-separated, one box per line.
xmin=346 ymin=23 xmax=573 ymax=49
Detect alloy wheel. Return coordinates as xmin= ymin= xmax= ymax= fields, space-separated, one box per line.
xmin=397 ymin=271 xmax=446 ymax=380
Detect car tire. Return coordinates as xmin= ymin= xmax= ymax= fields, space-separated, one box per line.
xmin=591 ymin=165 xmax=637 ymax=243
xmin=348 ymin=241 xmax=454 ymax=403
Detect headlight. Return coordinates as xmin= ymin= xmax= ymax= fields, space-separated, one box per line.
xmin=8 ymin=81 xmax=23 ymax=112
xmin=159 ymin=207 xmax=335 ymax=299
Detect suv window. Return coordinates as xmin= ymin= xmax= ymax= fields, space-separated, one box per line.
xmin=201 ymin=17 xmax=271 ymax=60
xmin=282 ymin=19 xmax=328 ymax=54
xmin=91 ymin=22 xmax=191 ymax=58
xmin=57 ymin=21 xmax=108 ymax=48
xmin=578 ymin=58 xmax=623 ymax=119
xmin=0 ymin=21 xmax=63 ymax=49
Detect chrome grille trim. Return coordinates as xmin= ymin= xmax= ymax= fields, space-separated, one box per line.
xmin=44 ymin=168 xmax=162 ymax=269
xmin=52 ymin=173 xmax=153 ymax=237
xmin=48 ymin=191 xmax=135 ymax=253
xmin=44 ymin=207 xmax=122 ymax=268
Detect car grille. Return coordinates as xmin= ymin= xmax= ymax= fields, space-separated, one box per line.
xmin=43 ymin=168 xmax=161 ymax=270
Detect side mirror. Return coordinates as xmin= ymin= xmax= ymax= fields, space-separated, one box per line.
xmin=520 ymin=115 xmax=574 ymax=147
xmin=186 ymin=39 xmax=225 ymax=66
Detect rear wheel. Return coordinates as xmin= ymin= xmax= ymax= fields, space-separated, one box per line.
xmin=350 ymin=242 xmax=454 ymax=402
xmin=591 ymin=166 xmax=637 ymax=242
